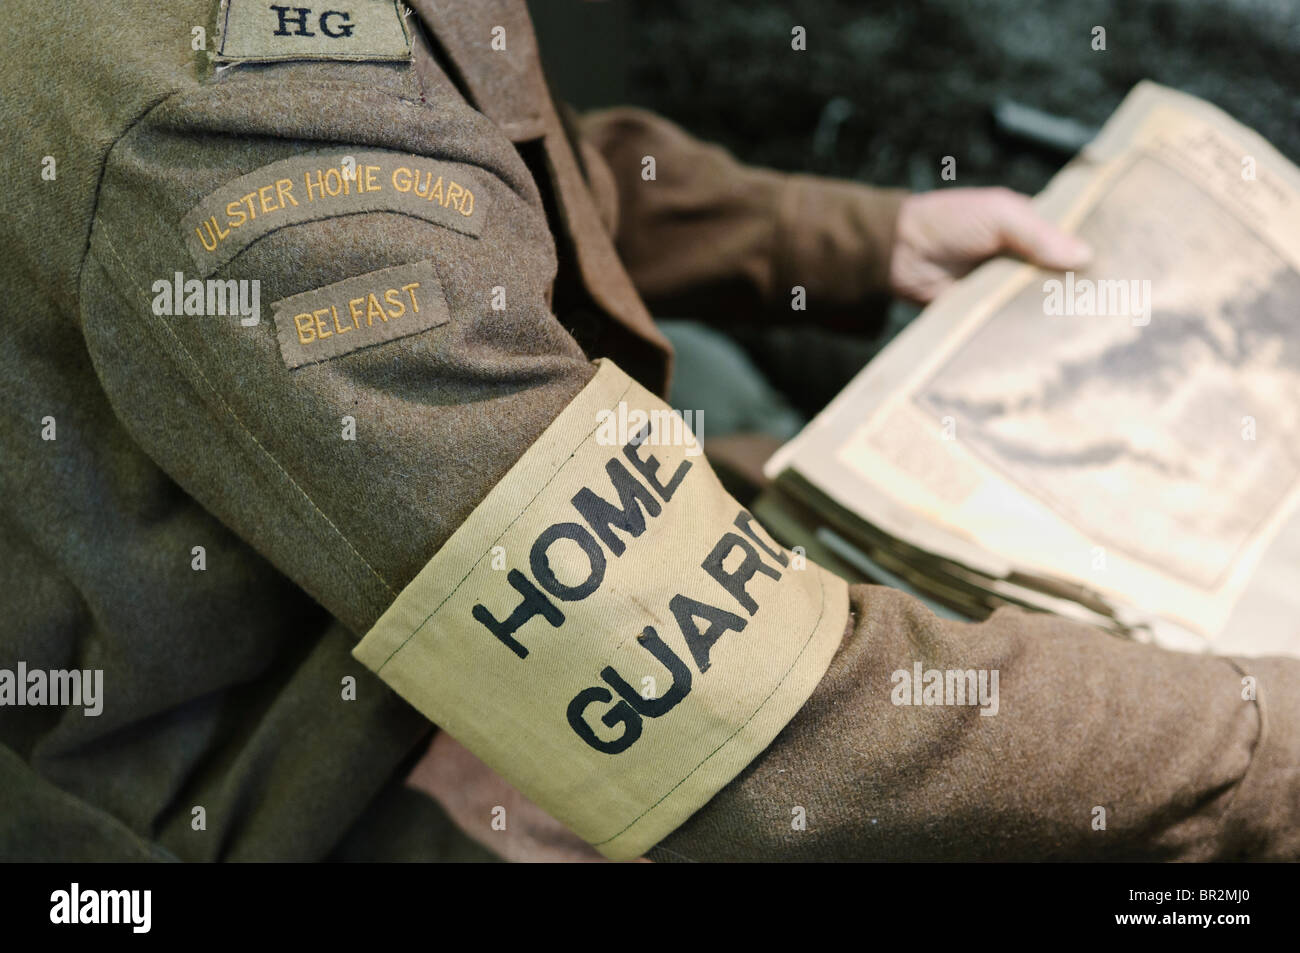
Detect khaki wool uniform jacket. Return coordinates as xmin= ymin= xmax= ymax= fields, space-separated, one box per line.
xmin=2 ymin=0 xmax=1297 ymax=862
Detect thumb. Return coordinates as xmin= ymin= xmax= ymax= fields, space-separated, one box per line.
xmin=995 ymin=199 xmax=1092 ymax=271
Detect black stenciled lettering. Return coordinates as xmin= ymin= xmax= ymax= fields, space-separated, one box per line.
xmin=601 ymin=626 xmax=692 ymax=717
xmin=318 ymin=10 xmax=355 ymax=37
xmin=571 ymin=459 xmax=662 ymax=557
xmin=623 ymin=423 xmax=691 ymax=502
xmin=530 ymin=522 xmax=606 ymax=601
xmin=669 ymin=593 xmax=748 ymax=673
xmin=270 ymin=5 xmax=315 ymax=36
xmin=735 ymin=509 xmax=789 ymax=567
xmin=567 ymin=687 xmax=642 ymax=754
xmin=702 ymin=532 xmax=781 ymax=616
xmin=472 ymin=568 xmax=564 ymax=659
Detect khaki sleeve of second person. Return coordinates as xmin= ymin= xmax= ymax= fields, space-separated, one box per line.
xmin=653 ymin=584 xmax=1300 ymax=861
xmin=577 ymin=107 xmax=907 ymax=326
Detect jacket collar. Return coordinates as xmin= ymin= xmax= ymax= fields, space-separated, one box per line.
xmin=405 ymin=0 xmax=548 ymax=142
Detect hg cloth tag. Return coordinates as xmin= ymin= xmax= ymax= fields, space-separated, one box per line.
xmin=215 ymin=0 xmax=412 ymax=64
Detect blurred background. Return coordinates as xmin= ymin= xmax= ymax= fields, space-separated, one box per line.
xmin=528 ymin=0 xmax=1300 ymax=414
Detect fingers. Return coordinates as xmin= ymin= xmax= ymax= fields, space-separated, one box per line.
xmin=990 ymin=189 xmax=1093 ymax=270
xmin=908 ymin=272 xmax=954 ymax=304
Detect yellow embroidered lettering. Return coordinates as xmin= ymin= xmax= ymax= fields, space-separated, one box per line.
xmin=196 ymin=221 xmax=218 ymax=252
xmin=226 ymin=200 xmax=248 ymax=229
xmin=383 ymin=288 xmax=406 ymax=319
xmin=402 ymin=282 xmax=421 ymax=312
xmin=184 ymin=154 xmax=486 ymax=272
xmin=313 ymin=307 xmax=333 ymax=339
xmin=275 ymin=178 xmax=299 ymax=208
xmin=304 ymin=169 xmax=326 ymax=202
xmin=258 ymin=184 xmax=277 ymax=214
xmin=270 ymin=261 xmax=449 ymax=369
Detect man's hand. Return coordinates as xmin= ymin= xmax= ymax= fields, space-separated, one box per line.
xmin=889 ymin=187 xmax=1093 ymax=303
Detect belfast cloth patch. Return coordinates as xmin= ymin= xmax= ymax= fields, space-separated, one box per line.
xmin=352 ymin=359 xmax=850 ymax=860
xmin=215 ymin=0 xmax=412 ymax=64
xmin=270 ymin=259 xmax=448 ymax=368
xmin=180 ymin=150 xmax=486 ymax=274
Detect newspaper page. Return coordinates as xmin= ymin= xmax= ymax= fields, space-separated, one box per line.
xmin=767 ymin=82 xmax=1300 ymax=654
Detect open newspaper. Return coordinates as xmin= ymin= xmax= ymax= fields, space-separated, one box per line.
xmin=763 ymin=82 xmax=1300 ymax=659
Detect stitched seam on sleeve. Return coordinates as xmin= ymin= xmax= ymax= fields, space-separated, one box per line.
xmin=91 ymin=223 xmax=398 ymax=601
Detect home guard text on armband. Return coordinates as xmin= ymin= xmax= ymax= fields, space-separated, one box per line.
xmin=473 ymin=443 xmax=794 ymax=755
xmin=180 ymin=151 xmax=486 ymax=274
xmin=351 ymin=360 xmax=849 ymax=860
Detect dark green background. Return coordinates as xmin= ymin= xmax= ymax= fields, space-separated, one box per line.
xmin=533 ymin=0 xmax=1299 ymax=191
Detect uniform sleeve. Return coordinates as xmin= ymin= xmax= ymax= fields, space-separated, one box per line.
xmin=656 ymin=585 xmax=1300 ymax=861
xmin=576 ymin=107 xmax=908 ymax=326
xmin=79 ymin=71 xmax=850 ymax=861
xmin=82 ymin=74 xmax=594 ymax=638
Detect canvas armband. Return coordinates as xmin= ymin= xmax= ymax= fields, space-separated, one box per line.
xmin=352 ymin=359 xmax=849 ymax=859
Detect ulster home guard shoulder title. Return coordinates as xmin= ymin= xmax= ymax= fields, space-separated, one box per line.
xmin=181 ymin=151 xmax=485 ymax=275
xmin=352 ymin=360 xmax=850 ymax=860
xmin=215 ymin=0 xmax=412 ymax=63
